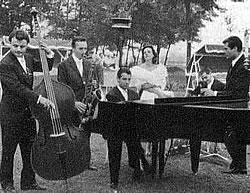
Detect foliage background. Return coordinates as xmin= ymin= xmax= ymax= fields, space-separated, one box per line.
xmin=0 ymin=0 xmax=221 ymax=64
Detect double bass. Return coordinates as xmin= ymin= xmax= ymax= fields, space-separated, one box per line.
xmin=30 ymin=8 xmax=89 ymax=180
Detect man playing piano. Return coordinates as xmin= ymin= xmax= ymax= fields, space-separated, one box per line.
xmin=191 ymin=67 xmax=225 ymax=97
xmin=106 ymin=68 xmax=151 ymax=189
xmin=202 ymin=36 xmax=250 ymax=175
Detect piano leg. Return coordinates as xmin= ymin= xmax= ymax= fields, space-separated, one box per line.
xmin=189 ymin=134 xmax=201 ymax=174
xmin=151 ymin=140 xmax=158 ymax=179
xmin=158 ymin=138 xmax=166 ymax=178
xmin=107 ymin=138 xmax=123 ymax=189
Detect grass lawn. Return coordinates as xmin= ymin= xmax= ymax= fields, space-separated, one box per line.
xmin=5 ymin=133 xmax=250 ymax=193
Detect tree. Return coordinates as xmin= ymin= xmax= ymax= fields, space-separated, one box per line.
xmin=131 ymin=0 xmax=220 ymax=65
xmin=0 ymin=0 xmax=220 ymax=67
xmin=0 ymin=0 xmax=49 ymax=36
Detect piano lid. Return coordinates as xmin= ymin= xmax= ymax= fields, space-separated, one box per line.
xmin=155 ymin=96 xmax=248 ymax=105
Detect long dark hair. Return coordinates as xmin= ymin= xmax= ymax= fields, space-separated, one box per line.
xmin=141 ymin=45 xmax=158 ymax=64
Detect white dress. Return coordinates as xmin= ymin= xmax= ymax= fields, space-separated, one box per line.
xmin=130 ymin=64 xmax=174 ymax=100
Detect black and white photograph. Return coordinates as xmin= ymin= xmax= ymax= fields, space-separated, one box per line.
xmin=0 ymin=0 xmax=250 ymax=192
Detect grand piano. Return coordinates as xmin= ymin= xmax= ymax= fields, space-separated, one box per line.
xmin=95 ymin=96 xmax=250 ymax=188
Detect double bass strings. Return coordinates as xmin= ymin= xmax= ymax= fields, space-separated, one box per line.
xmin=34 ymin=12 xmax=64 ymax=136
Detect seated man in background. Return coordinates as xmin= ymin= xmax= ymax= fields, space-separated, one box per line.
xmin=190 ymin=67 xmax=225 ymax=96
xmin=105 ymin=68 xmax=151 ymax=189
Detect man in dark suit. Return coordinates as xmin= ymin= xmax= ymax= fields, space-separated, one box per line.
xmin=0 ymin=29 xmax=55 ymax=192
xmin=106 ymin=68 xmax=150 ymax=189
xmin=203 ymin=36 xmax=250 ymax=174
xmin=57 ymin=36 xmax=100 ymax=170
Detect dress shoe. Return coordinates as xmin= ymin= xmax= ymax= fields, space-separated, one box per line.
xmin=222 ymin=168 xmax=247 ymax=175
xmin=2 ymin=184 xmax=17 ymax=193
xmin=21 ymin=182 xmax=46 ymax=191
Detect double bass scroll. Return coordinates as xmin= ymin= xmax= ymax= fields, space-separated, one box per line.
xmin=30 ymin=7 xmax=90 ymax=181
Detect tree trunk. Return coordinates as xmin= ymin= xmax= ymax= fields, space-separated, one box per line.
xmin=156 ymin=42 xmax=161 ymax=64
xmin=185 ymin=0 xmax=192 ymax=66
xmin=131 ymin=39 xmax=136 ymax=66
xmin=164 ymin=44 xmax=171 ymax=66
xmin=125 ymin=39 xmax=131 ymax=66
xmin=136 ymin=43 xmax=143 ymax=66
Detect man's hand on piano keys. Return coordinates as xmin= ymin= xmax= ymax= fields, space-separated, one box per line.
xmin=200 ymin=88 xmax=216 ymax=96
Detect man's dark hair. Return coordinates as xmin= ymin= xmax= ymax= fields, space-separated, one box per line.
xmin=9 ymin=30 xmax=30 ymax=44
xmin=199 ymin=67 xmax=212 ymax=76
xmin=117 ymin=68 xmax=131 ymax=79
xmin=141 ymin=45 xmax=158 ymax=64
xmin=71 ymin=36 xmax=87 ymax=48
xmin=223 ymin=36 xmax=242 ymax=52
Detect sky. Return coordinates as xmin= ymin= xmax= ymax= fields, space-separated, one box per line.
xmin=167 ymin=0 xmax=250 ymax=65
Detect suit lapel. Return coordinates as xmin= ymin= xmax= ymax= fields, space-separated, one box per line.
xmin=24 ymin=55 xmax=33 ymax=75
xmin=10 ymin=52 xmax=26 ymax=74
xmin=114 ymin=86 xmax=125 ymax=101
xmin=226 ymin=55 xmax=245 ymax=82
xmin=68 ymin=56 xmax=84 ymax=83
xmin=9 ymin=53 xmax=32 ymax=86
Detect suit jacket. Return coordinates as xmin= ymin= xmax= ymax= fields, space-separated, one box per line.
xmin=0 ymin=51 xmax=54 ymax=124
xmin=217 ymin=55 xmax=250 ymax=98
xmin=57 ymin=55 xmax=102 ymax=101
xmin=211 ymin=78 xmax=225 ymax=91
xmin=106 ymin=86 xmax=139 ymax=102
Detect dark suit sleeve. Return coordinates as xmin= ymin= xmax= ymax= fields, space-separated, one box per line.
xmin=217 ymin=66 xmax=250 ymax=98
xmin=127 ymin=89 xmax=139 ymax=101
xmin=0 ymin=61 xmax=39 ymax=105
xmin=106 ymin=92 xmax=121 ymax=102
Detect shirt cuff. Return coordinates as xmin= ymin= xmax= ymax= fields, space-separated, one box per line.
xmin=37 ymin=95 xmax=42 ymax=104
xmin=214 ymin=91 xmax=218 ymax=96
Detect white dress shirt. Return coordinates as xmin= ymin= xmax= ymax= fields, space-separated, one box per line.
xmin=17 ymin=57 xmax=27 ymax=73
xmin=117 ymin=85 xmax=128 ymax=101
xmin=72 ymin=54 xmax=83 ymax=77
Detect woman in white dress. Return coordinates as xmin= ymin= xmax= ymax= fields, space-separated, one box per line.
xmin=130 ymin=45 xmax=173 ymax=156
